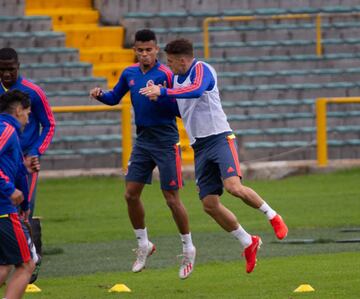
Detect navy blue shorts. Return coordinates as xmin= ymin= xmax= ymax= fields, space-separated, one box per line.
xmin=192 ymin=132 xmax=242 ymax=199
xmin=0 ymin=213 xmax=31 ymax=266
xmin=126 ymin=142 xmax=183 ymax=190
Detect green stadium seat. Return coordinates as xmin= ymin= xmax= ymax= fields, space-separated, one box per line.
xmin=287 ymin=7 xmax=319 ymax=14
xmin=254 ymin=8 xmax=287 ymax=15
xmin=320 ymin=6 xmax=354 ymax=13
xmin=157 ymin=11 xmax=187 ymax=17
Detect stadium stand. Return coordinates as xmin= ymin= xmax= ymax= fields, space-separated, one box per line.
xmin=2 ymin=0 xmax=360 ymax=169
xmin=95 ymin=1 xmax=360 ymax=162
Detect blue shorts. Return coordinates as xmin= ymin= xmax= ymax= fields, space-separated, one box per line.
xmin=192 ymin=132 xmax=242 ymax=199
xmin=126 ymin=142 xmax=183 ymax=190
xmin=0 ymin=213 xmax=31 ymax=266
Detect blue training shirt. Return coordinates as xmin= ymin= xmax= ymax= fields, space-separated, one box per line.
xmin=98 ymin=61 xmax=180 ymax=146
xmin=0 ymin=76 xmax=56 ymax=157
xmin=0 ymin=114 xmax=29 ymax=215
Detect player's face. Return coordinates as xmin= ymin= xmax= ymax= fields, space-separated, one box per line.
xmin=16 ymin=105 xmax=31 ymax=130
xmin=133 ymin=40 xmax=159 ymax=69
xmin=166 ymin=54 xmax=183 ymax=75
xmin=0 ymin=59 xmax=19 ymax=88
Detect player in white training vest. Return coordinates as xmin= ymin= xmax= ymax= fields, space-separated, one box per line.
xmin=140 ymin=38 xmax=288 ymax=274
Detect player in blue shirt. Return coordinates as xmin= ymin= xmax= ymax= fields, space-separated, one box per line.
xmin=0 ymin=47 xmax=54 ymax=284
xmin=0 ymin=89 xmax=36 ymax=299
xmin=0 ymin=48 xmax=56 ymax=222
xmin=141 ymin=38 xmax=288 ymax=274
xmin=90 ymin=29 xmax=196 ymax=279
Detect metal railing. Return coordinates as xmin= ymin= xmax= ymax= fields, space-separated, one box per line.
xmin=316 ymin=97 xmax=360 ymax=167
xmin=52 ymin=96 xmax=132 ymax=170
xmin=203 ymin=12 xmax=360 ymax=59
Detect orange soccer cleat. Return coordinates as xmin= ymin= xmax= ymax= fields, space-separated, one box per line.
xmin=270 ymin=214 xmax=288 ymax=240
xmin=242 ymin=235 xmax=262 ymax=273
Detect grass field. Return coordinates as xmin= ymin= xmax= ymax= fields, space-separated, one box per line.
xmin=4 ymin=167 xmax=359 ymax=298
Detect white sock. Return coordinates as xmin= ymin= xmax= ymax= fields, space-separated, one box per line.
xmin=230 ymin=225 xmax=252 ymax=248
xmin=134 ymin=228 xmax=149 ymax=248
xmin=259 ymin=202 xmax=277 ymax=220
xmin=180 ymin=233 xmax=195 ymax=252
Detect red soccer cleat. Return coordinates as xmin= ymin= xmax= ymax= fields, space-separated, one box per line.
xmin=242 ymin=235 xmax=262 ymax=273
xmin=270 ymin=214 xmax=288 ymax=240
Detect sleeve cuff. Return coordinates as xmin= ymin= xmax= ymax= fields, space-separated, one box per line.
xmin=160 ymin=87 xmax=167 ymax=97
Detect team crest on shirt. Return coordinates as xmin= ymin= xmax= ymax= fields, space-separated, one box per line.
xmin=129 ymin=79 xmax=135 ymax=86
xmin=146 ymin=80 xmax=155 ymax=87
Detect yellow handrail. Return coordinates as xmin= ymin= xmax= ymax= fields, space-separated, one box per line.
xmin=316 ymin=97 xmax=360 ymax=167
xmin=51 ymin=96 xmax=132 ymax=170
xmin=203 ymin=12 xmax=360 ymax=59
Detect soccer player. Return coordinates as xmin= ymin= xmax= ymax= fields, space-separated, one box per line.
xmin=0 ymin=47 xmax=55 ymax=220
xmin=140 ymin=38 xmax=288 ymax=274
xmin=90 ymin=29 xmax=196 ymax=279
xmin=0 ymin=90 xmax=36 ymax=299
xmin=0 ymin=47 xmax=55 ymax=283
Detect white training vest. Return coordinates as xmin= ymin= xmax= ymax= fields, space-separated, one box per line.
xmin=174 ymin=61 xmax=232 ymax=144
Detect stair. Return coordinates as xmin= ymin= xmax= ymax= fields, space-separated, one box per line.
xmin=25 ymin=0 xmax=135 ymax=88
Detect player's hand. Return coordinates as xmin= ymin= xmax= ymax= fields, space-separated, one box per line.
xmin=139 ymin=85 xmax=161 ymax=100
xmin=90 ymin=87 xmax=103 ymax=100
xmin=19 ymin=208 xmax=31 ymax=223
xmin=25 ymin=155 xmax=40 ymax=173
xmin=10 ymin=189 xmax=24 ymax=206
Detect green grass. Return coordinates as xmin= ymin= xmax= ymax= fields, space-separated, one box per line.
xmin=9 ymin=168 xmax=360 ymax=298
xmin=22 ymin=252 xmax=360 ymax=298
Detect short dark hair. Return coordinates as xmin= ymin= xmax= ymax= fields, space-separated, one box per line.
xmin=164 ymin=38 xmax=193 ymax=57
xmin=0 ymin=47 xmax=19 ymax=62
xmin=135 ymin=29 xmax=157 ymax=43
xmin=0 ymin=89 xmax=31 ymax=113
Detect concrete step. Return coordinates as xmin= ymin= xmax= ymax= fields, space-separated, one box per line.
xmin=227 ymin=110 xmax=360 ymax=130
xmin=26 ymin=0 xmax=92 ymax=9
xmin=219 ymin=81 xmax=360 ymax=101
xmin=26 ymin=9 xmax=99 ymax=26
xmin=218 ymin=67 xmax=360 ymax=86
xmin=21 ymin=62 xmax=92 ymax=79
xmin=207 ymin=53 xmax=360 ymax=72
xmin=54 ymin=26 xmax=125 ymax=48
xmin=33 ymin=76 xmax=107 ymax=92
xmin=0 ymin=31 xmax=65 ymax=48
xmin=0 ymin=16 xmax=52 ymax=32
xmin=95 ymin=0 xmax=359 ymax=25
xmin=0 ymin=0 xmax=25 ymax=16
xmin=17 ymin=47 xmax=79 ymax=64
xmin=93 ymin=63 xmax=135 ymax=87
xmin=80 ymin=47 xmax=134 ymax=64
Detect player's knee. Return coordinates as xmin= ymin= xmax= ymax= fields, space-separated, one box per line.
xmin=225 ymin=183 xmax=245 ymax=198
xmin=17 ymin=260 xmax=35 ymax=276
xmin=202 ymin=198 xmax=219 ymax=216
xmin=124 ymin=192 xmax=139 ymax=203
xmin=165 ymin=195 xmax=180 ymax=210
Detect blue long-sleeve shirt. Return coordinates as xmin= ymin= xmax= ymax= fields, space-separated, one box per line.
xmin=0 ymin=76 xmax=56 ymax=156
xmin=0 ymin=114 xmax=29 ymax=215
xmin=160 ymin=59 xmax=215 ymax=98
xmin=98 ymin=62 xmax=180 ymax=146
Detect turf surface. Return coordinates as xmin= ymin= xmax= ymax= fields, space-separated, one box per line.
xmin=3 ymin=168 xmax=359 ymax=298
